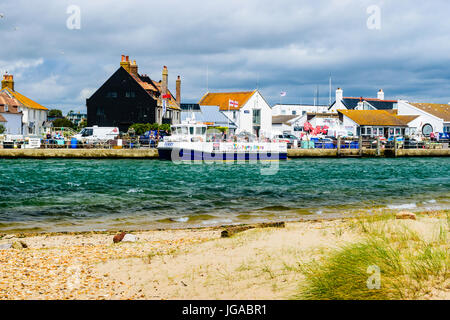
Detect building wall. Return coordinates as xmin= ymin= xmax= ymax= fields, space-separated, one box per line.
xmin=272 ymin=104 xmax=328 ymax=116
xmin=271 ymin=123 xmax=292 ymax=136
xmin=238 ymin=91 xmax=272 ymax=137
xmin=87 ymin=67 xmax=158 ymax=132
xmin=221 ymin=91 xmax=272 ymax=137
xmin=397 ymin=101 xmax=444 ymax=134
xmin=341 ymin=116 xmax=358 ymax=136
xmin=19 ymin=107 xmax=48 ymax=135
xmin=1 ymin=112 xmax=22 ymax=134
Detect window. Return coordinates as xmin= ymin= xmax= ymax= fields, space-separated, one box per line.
xmin=292 ymin=111 xmax=296 ymax=115
xmin=96 ymin=107 xmax=104 ymax=116
xmin=444 ymin=125 xmax=450 ymax=133
xmin=422 ymin=124 xmax=433 ymax=136
xmin=125 ymin=91 xmax=135 ymax=98
xmin=252 ymin=109 xmax=261 ymax=125
xmin=106 ymin=92 xmax=117 ymax=98
xmin=4 ymin=105 xmax=8 ymax=112
xmin=189 ymin=127 xmax=194 ymax=135
xmin=366 ymin=127 xmax=372 ymax=136
xmin=395 ymin=128 xmax=401 ymax=135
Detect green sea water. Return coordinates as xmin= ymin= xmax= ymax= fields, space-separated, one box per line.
xmin=0 ymin=158 xmax=449 ymax=232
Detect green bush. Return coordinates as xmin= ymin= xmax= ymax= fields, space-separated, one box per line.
xmin=0 ymin=124 xmax=5 ymax=134
xmin=52 ymin=118 xmax=75 ymax=129
xmin=128 ymin=123 xmax=171 ymax=135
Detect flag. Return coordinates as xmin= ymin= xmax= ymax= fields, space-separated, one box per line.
xmin=162 ymin=99 xmax=167 ymax=117
xmin=280 ymin=91 xmax=287 ymax=97
xmin=229 ymin=99 xmax=238 ymax=108
xmin=162 ymin=93 xmax=171 ymax=99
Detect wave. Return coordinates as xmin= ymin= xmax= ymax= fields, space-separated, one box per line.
xmin=387 ymin=203 xmax=417 ymax=210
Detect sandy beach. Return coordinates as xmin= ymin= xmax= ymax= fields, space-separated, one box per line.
xmin=0 ymin=210 xmax=448 ymax=300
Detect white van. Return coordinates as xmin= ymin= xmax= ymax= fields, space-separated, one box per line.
xmin=73 ymin=126 xmax=119 ymax=143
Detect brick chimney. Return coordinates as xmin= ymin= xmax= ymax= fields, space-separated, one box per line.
xmin=176 ymin=75 xmax=181 ymax=104
xmin=1 ymin=73 xmax=14 ymax=91
xmin=120 ymin=55 xmax=131 ymax=73
xmin=162 ymin=66 xmax=168 ymax=96
xmin=130 ymin=60 xmax=138 ymax=76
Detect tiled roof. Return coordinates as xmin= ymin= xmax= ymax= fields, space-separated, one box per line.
xmin=199 ymin=91 xmax=256 ymax=111
xmin=2 ymin=88 xmax=48 ymax=110
xmin=338 ymin=110 xmax=418 ymax=126
xmin=125 ymin=69 xmax=180 ymax=110
xmin=342 ymin=97 xmax=397 ymax=110
xmin=0 ymin=90 xmax=21 ymax=108
xmin=409 ymin=103 xmax=450 ymax=122
xmin=0 ymin=114 xmax=7 ymax=122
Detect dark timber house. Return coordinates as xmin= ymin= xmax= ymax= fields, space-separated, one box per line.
xmin=87 ymin=55 xmax=181 ymax=132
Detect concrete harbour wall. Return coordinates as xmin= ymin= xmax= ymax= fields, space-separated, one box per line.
xmin=0 ymin=148 xmax=159 ymax=159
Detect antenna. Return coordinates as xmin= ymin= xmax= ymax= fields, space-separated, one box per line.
xmin=329 ymin=75 xmax=332 ymax=106
xmin=206 ymin=65 xmax=209 ymax=92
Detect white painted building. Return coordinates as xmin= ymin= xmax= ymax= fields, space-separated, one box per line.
xmin=1 ymin=74 xmax=48 ymax=135
xmin=271 ymin=104 xmax=329 ymax=116
xmin=199 ymin=90 xmax=272 ymax=138
xmin=0 ymin=90 xmax=23 ymax=135
xmin=397 ymin=100 xmax=449 ymax=136
xmin=337 ymin=110 xmax=419 ymax=138
xmin=329 ymin=88 xmax=398 ymax=113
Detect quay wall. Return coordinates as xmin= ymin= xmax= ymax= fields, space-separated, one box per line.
xmin=0 ymin=148 xmax=159 ymax=159
xmin=0 ymin=148 xmax=448 ymax=159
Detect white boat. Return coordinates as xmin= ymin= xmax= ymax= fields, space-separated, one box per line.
xmin=157 ymin=121 xmax=287 ymax=161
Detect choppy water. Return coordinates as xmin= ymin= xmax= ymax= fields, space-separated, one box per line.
xmin=0 ymin=158 xmax=449 ymax=232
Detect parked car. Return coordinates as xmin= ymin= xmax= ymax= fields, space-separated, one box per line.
xmin=273 ymin=134 xmax=300 ymax=148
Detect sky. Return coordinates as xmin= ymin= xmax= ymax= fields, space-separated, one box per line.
xmin=1 ymin=0 xmax=450 ymax=113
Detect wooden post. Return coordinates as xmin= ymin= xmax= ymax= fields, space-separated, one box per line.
xmin=394 ymin=136 xmax=398 ymax=157
xmin=359 ymin=135 xmax=363 ymax=157
xmin=337 ymin=136 xmax=341 ymax=157
xmin=376 ymin=136 xmax=381 ymax=157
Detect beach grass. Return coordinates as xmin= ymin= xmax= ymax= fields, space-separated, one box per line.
xmin=295 ymin=211 xmax=449 ymax=300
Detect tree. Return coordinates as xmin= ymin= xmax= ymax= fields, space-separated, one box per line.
xmin=48 ymin=109 xmax=63 ymax=118
xmin=0 ymin=124 xmax=5 ymax=134
xmin=77 ymin=119 xmax=87 ymax=130
xmin=53 ymin=118 xmax=75 ymax=128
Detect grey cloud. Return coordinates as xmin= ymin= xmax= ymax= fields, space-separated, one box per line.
xmin=0 ymin=0 xmax=449 ymax=111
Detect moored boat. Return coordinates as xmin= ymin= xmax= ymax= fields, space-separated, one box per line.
xmin=157 ymin=122 xmax=287 ymax=162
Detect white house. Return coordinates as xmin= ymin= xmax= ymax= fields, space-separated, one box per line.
xmin=337 ymin=110 xmax=419 ymax=138
xmin=271 ymin=104 xmax=329 ymax=116
xmin=199 ymin=90 xmax=272 ymax=137
xmin=397 ymin=100 xmax=449 ymax=136
xmin=329 ymin=88 xmax=398 ymax=112
xmin=0 ymin=90 xmax=23 ymax=134
xmin=1 ymin=74 xmax=48 ymax=135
